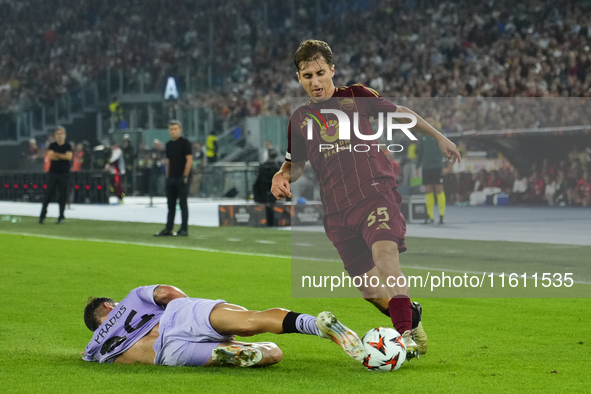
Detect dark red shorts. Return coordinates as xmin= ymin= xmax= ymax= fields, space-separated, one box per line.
xmin=323 ymin=188 xmax=407 ymax=277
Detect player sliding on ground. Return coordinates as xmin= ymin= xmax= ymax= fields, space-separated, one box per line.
xmin=83 ymin=285 xmax=364 ymax=367
xmin=271 ymin=40 xmax=462 ymax=360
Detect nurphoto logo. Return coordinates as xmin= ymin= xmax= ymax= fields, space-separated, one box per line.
xmin=304 ymin=108 xmax=417 ymax=153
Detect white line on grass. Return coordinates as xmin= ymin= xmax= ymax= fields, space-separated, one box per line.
xmin=2 ymin=230 xmax=590 ymax=285
xmin=0 ymin=231 xmax=289 ymax=259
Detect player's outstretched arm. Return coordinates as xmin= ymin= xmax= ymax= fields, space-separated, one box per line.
xmin=153 ymin=285 xmax=188 ymax=306
xmin=395 ymin=105 xmax=461 ymax=165
xmin=271 ymin=161 xmax=305 ymax=200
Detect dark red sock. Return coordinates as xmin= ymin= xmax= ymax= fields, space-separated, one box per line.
xmin=388 ymin=296 xmax=412 ymax=334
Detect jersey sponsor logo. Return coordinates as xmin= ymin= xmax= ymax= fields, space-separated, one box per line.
xmin=319 ymin=139 xmax=350 ymax=159
xmin=301 ymin=115 xmax=341 ymax=145
xmin=301 ymin=108 xmax=341 ymax=144
xmin=302 ymin=116 xmax=340 ymax=143
xmin=319 ymin=119 xmax=340 ymax=143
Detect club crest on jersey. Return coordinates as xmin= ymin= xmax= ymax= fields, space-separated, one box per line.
xmin=339 ymin=97 xmax=355 ymax=111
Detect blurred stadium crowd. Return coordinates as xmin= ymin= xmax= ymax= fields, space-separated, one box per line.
xmin=450 ymin=149 xmax=591 ymax=207
xmin=2 ymin=0 xmax=591 ymax=116
xmin=3 ymin=0 xmax=591 ymax=206
xmin=380 ymin=134 xmax=591 ymax=207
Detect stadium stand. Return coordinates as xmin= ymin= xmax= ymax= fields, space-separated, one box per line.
xmin=2 ymin=0 xmax=591 ymax=115
xmin=1 ymin=0 xmax=590 ymax=205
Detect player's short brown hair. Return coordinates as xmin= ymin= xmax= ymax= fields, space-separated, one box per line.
xmin=84 ymin=297 xmax=115 ymax=331
xmin=294 ymin=40 xmax=333 ymax=71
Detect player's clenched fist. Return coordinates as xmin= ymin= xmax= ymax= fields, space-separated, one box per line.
xmin=271 ymin=173 xmax=291 ymax=201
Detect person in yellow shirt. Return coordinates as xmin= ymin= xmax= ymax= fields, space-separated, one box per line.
xmin=416 ymin=117 xmax=448 ymax=225
xmin=109 ymin=96 xmax=124 ymax=128
xmin=206 ymin=131 xmax=218 ymax=163
xmin=401 ymin=142 xmax=418 ymax=187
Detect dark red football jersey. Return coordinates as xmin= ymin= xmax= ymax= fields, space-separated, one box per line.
xmin=286 ymin=84 xmax=399 ymax=215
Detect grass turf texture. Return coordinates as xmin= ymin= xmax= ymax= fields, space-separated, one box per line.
xmin=0 ymin=217 xmax=589 ymax=393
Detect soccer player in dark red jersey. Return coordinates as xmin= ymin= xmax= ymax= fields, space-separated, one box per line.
xmin=271 ymin=40 xmax=461 ymax=360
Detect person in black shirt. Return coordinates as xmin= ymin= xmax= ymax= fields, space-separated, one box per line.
xmin=254 ymin=149 xmax=281 ymax=204
xmin=155 ymin=120 xmax=193 ymax=236
xmin=39 ymin=126 xmax=72 ymax=224
xmin=81 ymin=140 xmax=92 ymax=170
xmin=254 ymin=149 xmax=281 ymax=226
xmin=122 ymin=135 xmax=135 ymax=193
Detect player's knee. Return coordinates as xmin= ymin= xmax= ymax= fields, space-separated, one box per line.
xmin=358 ymin=285 xmax=388 ymax=299
xmin=373 ymin=248 xmax=400 ymax=266
xmin=372 ymin=241 xmax=399 ymax=260
xmin=373 ymin=255 xmax=401 ymax=275
xmin=374 ymin=244 xmax=398 ymax=256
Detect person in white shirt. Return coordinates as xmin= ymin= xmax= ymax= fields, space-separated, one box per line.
xmin=511 ymin=170 xmax=528 ymax=205
xmin=105 ymin=142 xmax=126 ymax=202
xmin=544 ymin=175 xmax=557 ymax=206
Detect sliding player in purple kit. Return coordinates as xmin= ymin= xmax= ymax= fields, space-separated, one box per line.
xmin=271 ymin=40 xmax=461 ymax=359
xmin=83 ymin=284 xmax=365 ymax=367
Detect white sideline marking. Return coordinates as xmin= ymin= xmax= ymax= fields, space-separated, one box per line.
xmin=227 ymin=238 xmax=242 ymax=242
xmin=1 ymin=230 xmax=590 ymax=285
xmin=255 ymin=240 xmax=276 ymax=244
xmin=0 ymin=231 xmax=289 ymax=259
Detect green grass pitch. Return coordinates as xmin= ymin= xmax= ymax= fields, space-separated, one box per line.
xmin=0 ymin=217 xmax=590 ymax=393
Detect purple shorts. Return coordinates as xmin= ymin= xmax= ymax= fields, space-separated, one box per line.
xmin=323 ymin=188 xmax=407 ymax=277
xmin=153 ymin=298 xmax=232 ymax=367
